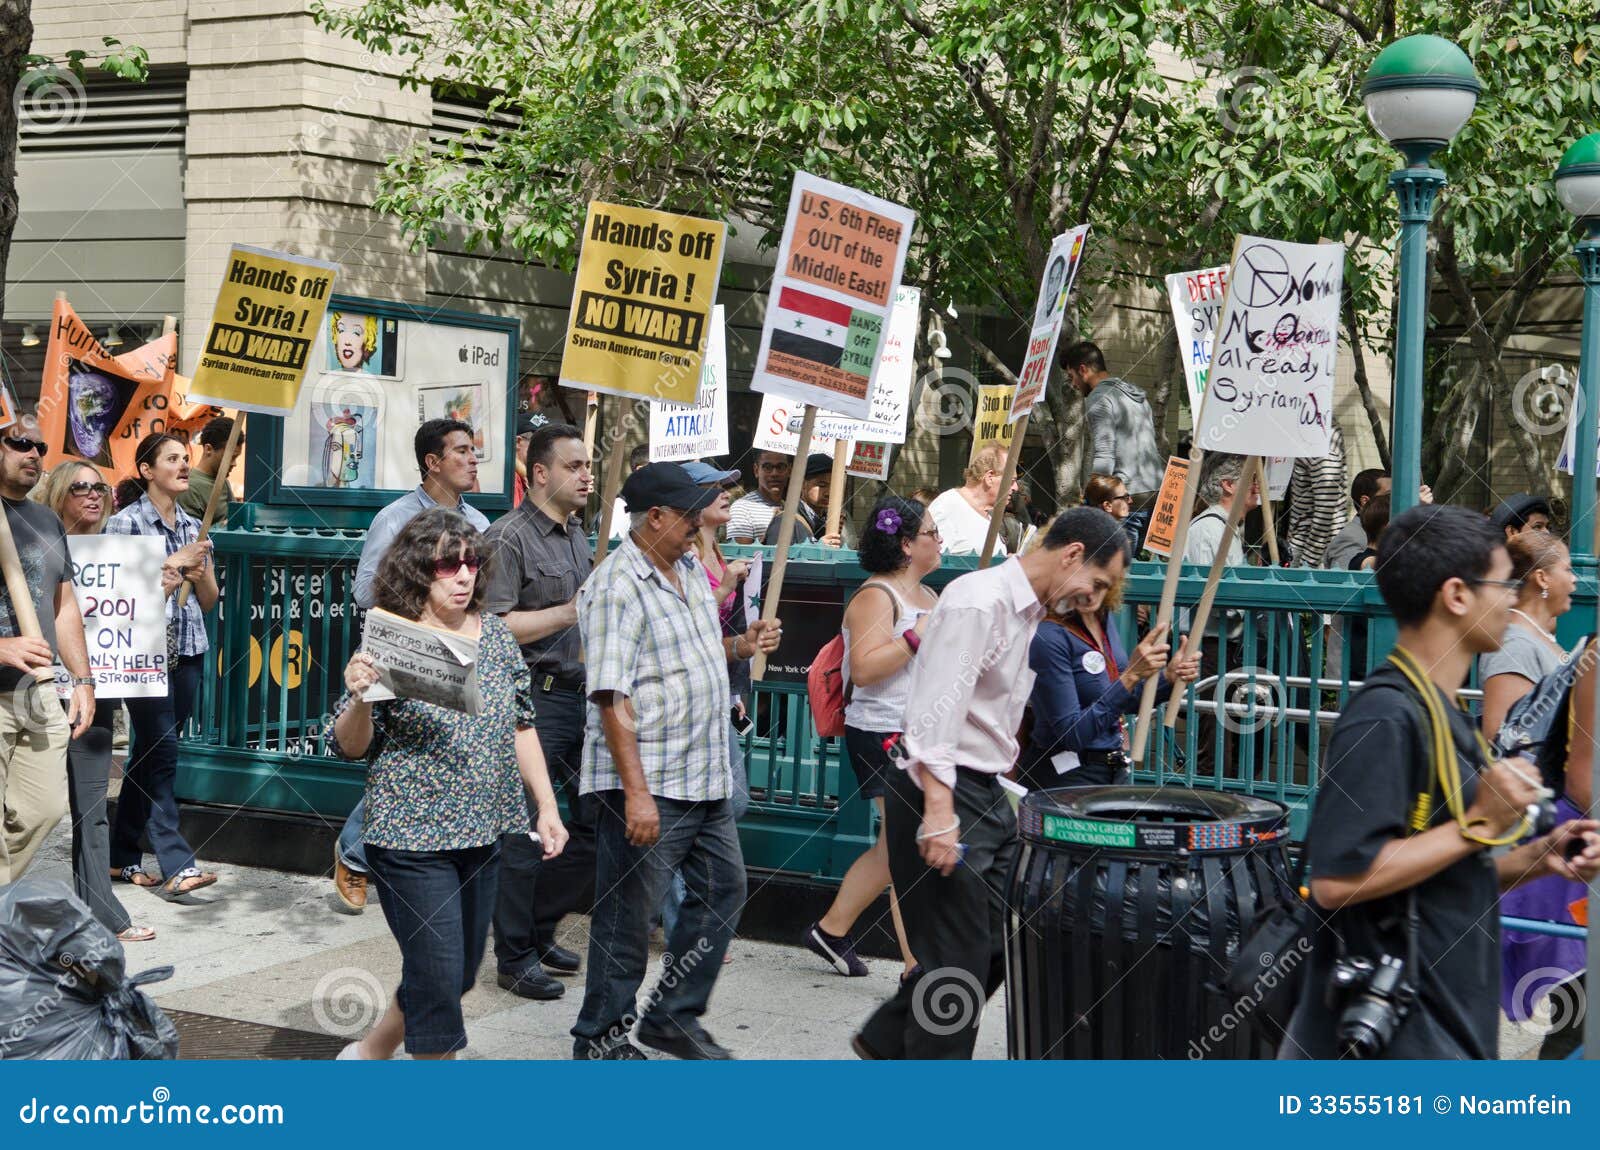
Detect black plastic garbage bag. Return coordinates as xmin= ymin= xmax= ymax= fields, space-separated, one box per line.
xmin=0 ymin=877 xmax=178 ymax=1059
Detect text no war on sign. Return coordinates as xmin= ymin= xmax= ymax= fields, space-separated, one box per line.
xmin=753 ymin=172 xmax=915 ymax=421
xmin=187 ymin=245 xmax=340 ymax=415
xmin=559 ymin=202 xmax=727 ymax=406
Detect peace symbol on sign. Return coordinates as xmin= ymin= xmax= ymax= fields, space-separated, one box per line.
xmin=1236 ymin=244 xmax=1293 ymax=308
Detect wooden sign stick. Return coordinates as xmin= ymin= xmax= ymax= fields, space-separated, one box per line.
xmin=1259 ymin=469 xmax=1282 ymax=566
xmin=582 ymin=391 xmax=600 ymax=459
xmin=176 ymin=400 xmax=242 ymax=609
xmin=1162 ymin=455 xmax=1263 ymax=729
xmin=1130 ymin=445 xmax=1205 ymax=760
xmin=979 ymin=413 xmax=1029 ymax=568
xmin=752 ymin=404 xmax=816 ymax=681
xmin=593 ymin=397 xmax=632 ymax=564
xmin=825 ymin=444 xmax=848 ymax=544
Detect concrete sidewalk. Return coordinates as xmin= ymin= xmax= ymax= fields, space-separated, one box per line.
xmin=30 ymin=821 xmax=1006 ymax=1060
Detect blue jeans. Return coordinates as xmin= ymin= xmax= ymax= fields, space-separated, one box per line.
xmin=110 ymin=655 xmax=203 ymax=878
xmin=366 ymin=840 xmax=499 ymax=1055
xmin=337 ymin=797 xmax=368 ymax=873
xmin=660 ymin=723 xmax=748 ymax=940
xmin=572 ymin=789 xmax=745 ymax=1049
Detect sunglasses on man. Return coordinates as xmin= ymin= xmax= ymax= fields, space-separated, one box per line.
xmin=3 ymin=436 xmax=47 ymax=456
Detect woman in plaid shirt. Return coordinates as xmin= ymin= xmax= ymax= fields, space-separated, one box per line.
xmin=105 ymin=433 xmax=220 ymax=898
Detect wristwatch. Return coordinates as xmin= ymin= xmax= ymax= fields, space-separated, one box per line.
xmin=72 ymin=676 xmax=95 ymax=687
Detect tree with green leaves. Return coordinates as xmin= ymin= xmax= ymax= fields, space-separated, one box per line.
xmin=312 ymin=0 xmax=1194 ymax=495
xmin=1150 ymin=0 xmax=1600 ymax=501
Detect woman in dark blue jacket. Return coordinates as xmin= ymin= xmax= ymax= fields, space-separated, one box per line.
xmin=1018 ymin=579 xmax=1200 ymax=790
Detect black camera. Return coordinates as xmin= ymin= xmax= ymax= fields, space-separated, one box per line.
xmin=1327 ymin=953 xmax=1413 ymax=1058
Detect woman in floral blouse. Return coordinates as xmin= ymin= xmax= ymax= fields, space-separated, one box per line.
xmin=333 ymin=509 xmax=568 ymax=1060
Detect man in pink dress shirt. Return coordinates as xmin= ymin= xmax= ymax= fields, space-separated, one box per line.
xmin=852 ymin=507 xmax=1136 ymax=1059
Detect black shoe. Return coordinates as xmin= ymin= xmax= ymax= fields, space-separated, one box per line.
xmin=850 ymin=1032 xmax=886 ymax=1060
xmin=636 ymin=1024 xmax=734 ymax=1060
xmin=540 ymin=943 xmax=581 ymax=974
xmin=572 ymin=1038 xmax=649 ymax=1060
xmin=497 ymin=968 xmax=565 ymax=1000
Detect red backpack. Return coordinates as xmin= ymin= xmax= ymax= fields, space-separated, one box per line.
xmin=807 ymin=585 xmax=898 ymax=738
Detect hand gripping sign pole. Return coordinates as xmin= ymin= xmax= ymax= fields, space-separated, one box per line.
xmin=1161 ymin=455 xmax=1263 ymax=729
xmin=979 ymin=419 xmax=1028 ymax=568
xmin=752 ymin=405 xmax=816 ymax=681
xmin=1130 ymin=446 xmax=1205 ymax=762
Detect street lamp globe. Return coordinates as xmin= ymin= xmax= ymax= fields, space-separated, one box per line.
xmin=1361 ymin=35 xmax=1480 ymax=163
xmin=1555 ymin=132 xmax=1600 ymax=224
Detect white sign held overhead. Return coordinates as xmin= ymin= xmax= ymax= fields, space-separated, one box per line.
xmin=1165 ymin=264 xmax=1230 ymax=413
xmin=751 ymin=172 xmax=915 ymax=420
xmin=649 ymin=305 xmax=729 ymax=462
xmin=1194 ymin=236 xmax=1343 ymax=458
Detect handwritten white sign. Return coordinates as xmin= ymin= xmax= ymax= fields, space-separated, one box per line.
xmin=649 ymin=305 xmax=729 ymax=462
xmin=1194 ymin=236 xmax=1343 ymax=458
xmin=54 ymin=535 xmax=168 ymax=699
xmin=1011 ymin=225 xmax=1090 ymax=423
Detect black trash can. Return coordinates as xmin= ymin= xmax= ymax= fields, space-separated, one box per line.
xmin=1006 ymin=785 xmax=1294 ymax=1060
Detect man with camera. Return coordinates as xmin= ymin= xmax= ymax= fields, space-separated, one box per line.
xmin=1284 ymin=504 xmax=1600 ymax=1059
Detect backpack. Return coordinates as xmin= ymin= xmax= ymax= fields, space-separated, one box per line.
xmin=807 ymin=583 xmax=899 ymax=738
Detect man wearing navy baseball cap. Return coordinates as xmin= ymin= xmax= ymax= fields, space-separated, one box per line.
xmin=571 ymin=462 xmax=778 ymax=1060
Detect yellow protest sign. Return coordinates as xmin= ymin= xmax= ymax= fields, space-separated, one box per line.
xmin=188 ymin=245 xmax=339 ymax=415
xmin=969 ymin=385 xmax=1016 ymax=466
xmin=559 ymin=201 xmax=727 ymax=406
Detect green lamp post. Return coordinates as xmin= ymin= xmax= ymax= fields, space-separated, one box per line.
xmin=1556 ymin=133 xmax=1600 ymax=1066
xmin=1361 ymin=35 xmax=1481 ymax=514
xmin=1556 ymin=133 xmax=1600 ymax=564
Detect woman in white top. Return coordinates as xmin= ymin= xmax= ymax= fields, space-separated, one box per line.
xmin=803 ymin=496 xmax=938 ymax=982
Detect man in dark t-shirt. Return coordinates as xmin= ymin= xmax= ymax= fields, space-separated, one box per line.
xmin=1284 ymin=505 xmax=1600 ymax=1059
xmin=0 ymin=423 xmax=96 ymax=881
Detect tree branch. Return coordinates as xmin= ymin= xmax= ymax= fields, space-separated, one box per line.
xmin=1072 ymin=87 xmax=1135 ymax=228
xmin=1341 ymin=287 xmax=1391 ymax=471
xmin=1302 ymin=0 xmax=1376 ymax=42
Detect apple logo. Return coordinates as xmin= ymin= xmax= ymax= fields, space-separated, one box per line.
xmin=458 ymin=346 xmax=469 ymax=363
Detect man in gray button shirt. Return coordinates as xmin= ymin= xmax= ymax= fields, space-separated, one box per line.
xmin=333 ymin=418 xmax=489 ymax=913
xmin=482 ymin=421 xmax=595 ymax=999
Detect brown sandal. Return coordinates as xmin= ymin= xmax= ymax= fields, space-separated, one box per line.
xmin=112 ymin=865 xmax=160 ymax=888
xmin=160 ymin=869 xmax=218 ymax=898
xmin=116 ymin=925 xmax=157 ymax=943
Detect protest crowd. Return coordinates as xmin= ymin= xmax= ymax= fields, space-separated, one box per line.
xmin=4 ymin=181 xmax=1599 ymax=1067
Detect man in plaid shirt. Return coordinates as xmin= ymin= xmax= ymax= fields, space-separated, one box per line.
xmin=571 ymin=463 xmax=778 ymax=1061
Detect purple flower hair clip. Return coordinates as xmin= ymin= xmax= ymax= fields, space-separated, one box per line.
xmin=875 ymin=508 xmax=903 ymax=535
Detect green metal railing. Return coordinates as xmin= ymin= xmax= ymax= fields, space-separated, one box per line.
xmin=178 ymin=526 xmax=1600 ymax=880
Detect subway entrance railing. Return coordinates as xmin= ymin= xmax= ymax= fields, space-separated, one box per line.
xmin=178 ymin=528 xmax=1599 ymax=881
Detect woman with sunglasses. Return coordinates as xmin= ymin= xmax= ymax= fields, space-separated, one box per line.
xmin=334 ymin=509 xmax=568 ymax=1060
xmin=804 ymin=495 xmax=936 ymax=982
xmin=104 ymin=433 xmax=220 ymax=898
xmin=32 ymin=463 xmax=155 ymax=941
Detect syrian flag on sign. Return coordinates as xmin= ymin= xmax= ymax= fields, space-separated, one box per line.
xmin=768 ymin=288 xmax=868 ymax=377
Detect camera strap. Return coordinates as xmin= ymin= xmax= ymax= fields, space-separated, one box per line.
xmin=1386 ymin=646 xmax=1530 ymax=847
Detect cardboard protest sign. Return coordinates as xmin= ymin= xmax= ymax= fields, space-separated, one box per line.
xmin=1142 ymin=456 xmax=1191 ymax=557
xmin=39 ymin=297 xmax=181 ymax=482
xmin=1011 ymin=225 xmax=1090 ymax=423
xmin=649 ymin=305 xmax=728 ymax=462
xmin=1194 ymin=236 xmax=1343 ymax=458
xmin=188 ymin=245 xmax=339 ymax=415
xmin=51 ymin=535 xmax=168 ymax=699
xmin=971 ymin=385 xmax=1016 ymax=465
xmin=753 ymin=172 xmax=915 ymax=420
xmin=559 ymin=202 xmax=727 ymax=405
xmin=1165 ymin=264 xmax=1230 ymax=413
xmin=752 ymin=393 xmax=847 ymax=457
xmin=845 ymin=440 xmax=890 ymax=481
xmin=360 ymin=607 xmax=481 ymax=715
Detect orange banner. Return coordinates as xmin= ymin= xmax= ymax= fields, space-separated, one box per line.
xmin=38 ymin=297 xmax=181 ymax=483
